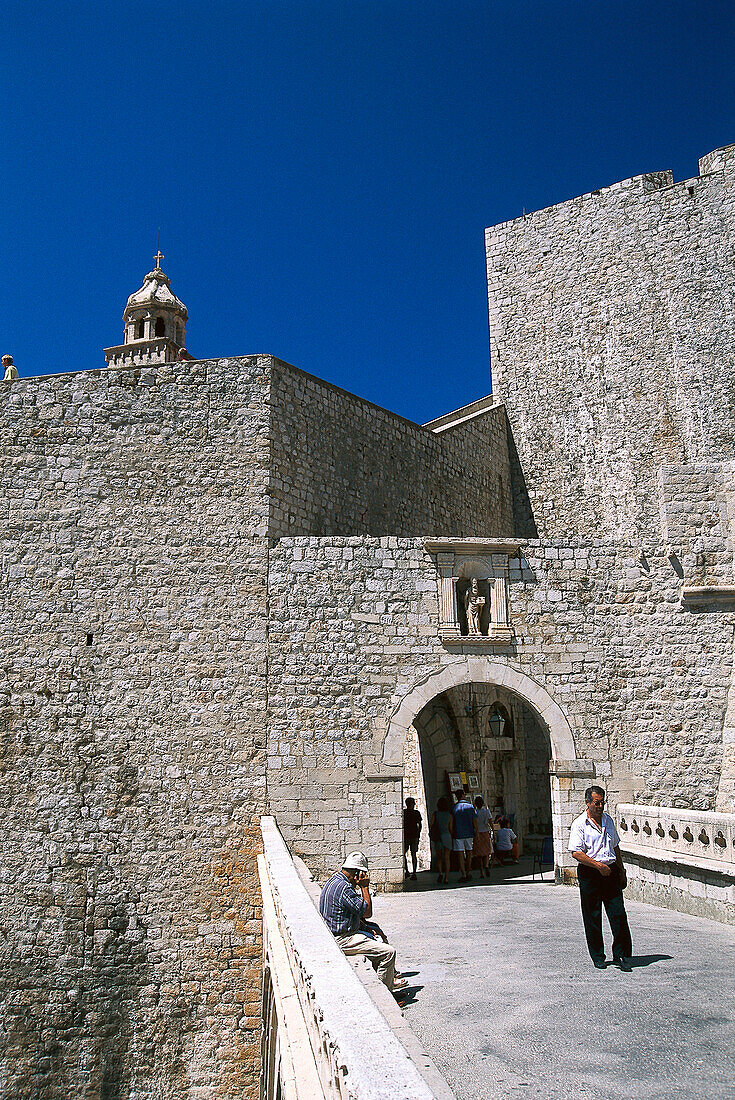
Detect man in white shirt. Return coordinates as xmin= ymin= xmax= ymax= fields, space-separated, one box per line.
xmin=568 ymin=785 xmax=633 ymax=971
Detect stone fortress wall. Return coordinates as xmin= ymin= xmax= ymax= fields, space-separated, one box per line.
xmin=0 ymin=356 xmax=511 ymax=1097
xmin=486 ymin=143 xmax=735 ymax=545
xmin=483 ymin=141 xmax=735 ymax=916
xmin=267 ymin=534 xmax=734 ymax=886
xmin=0 ymin=360 xmax=275 ymax=1097
xmin=267 ymin=358 xmax=512 ymax=537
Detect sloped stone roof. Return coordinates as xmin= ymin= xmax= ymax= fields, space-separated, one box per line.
xmin=123 ymin=268 xmax=188 ymax=320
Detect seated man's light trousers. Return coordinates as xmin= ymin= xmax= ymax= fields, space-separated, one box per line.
xmin=334 ymin=931 xmax=397 ymax=988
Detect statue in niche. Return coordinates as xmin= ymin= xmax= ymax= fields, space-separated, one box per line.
xmin=464 ymin=577 xmax=486 ymax=635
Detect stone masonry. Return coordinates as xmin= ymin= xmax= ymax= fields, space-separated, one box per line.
xmin=0 ymin=357 xmax=510 ymax=1096
xmin=486 ymin=144 xmax=735 ymax=546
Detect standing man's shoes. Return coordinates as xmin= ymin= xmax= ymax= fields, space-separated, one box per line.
xmin=614 ymin=957 xmax=632 ymax=972
xmin=593 ymin=959 xmax=607 ymax=969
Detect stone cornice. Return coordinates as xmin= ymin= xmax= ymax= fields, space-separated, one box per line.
xmin=424 ymin=538 xmax=525 ymax=556
xmin=681 ymin=585 xmax=735 ymax=607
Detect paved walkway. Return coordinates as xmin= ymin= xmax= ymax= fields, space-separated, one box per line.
xmin=377 ymin=859 xmax=735 ymax=1100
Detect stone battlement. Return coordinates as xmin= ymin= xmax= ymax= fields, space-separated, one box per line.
xmin=486 ymin=143 xmax=735 ymax=232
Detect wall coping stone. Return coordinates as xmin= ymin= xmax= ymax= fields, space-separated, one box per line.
xmin=423 ymin=395 xmax=501 ymax=433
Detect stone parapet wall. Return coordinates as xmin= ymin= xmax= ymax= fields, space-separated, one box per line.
xmin=268 ymin=358 xmax=511 ymax=537
xmin=617 ymin=803 xmax=735 ymax=922
xmin=616 ymin=803 xmax=735 ymax=873
xmin=622 ymin=856 xmax=734 ymax=924
xmin=486 ymin=144 xmax=735 ymax=543
xmin=258 ymin=817 xmax=454 ymax=1100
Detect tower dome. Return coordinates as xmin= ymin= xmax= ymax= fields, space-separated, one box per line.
xmin=104 ymin=251 xmax=192 ymax=368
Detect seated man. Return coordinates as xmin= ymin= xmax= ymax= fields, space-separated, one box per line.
xmin=319 ymin=851 xmax=405 ymax=992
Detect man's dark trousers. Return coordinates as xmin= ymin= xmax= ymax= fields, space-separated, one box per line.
xmin=577 ymin=864 xmax=632 ymax=963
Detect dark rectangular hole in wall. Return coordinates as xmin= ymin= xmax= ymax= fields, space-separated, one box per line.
xmin=86 ymin=632 xmax=93 ymax=646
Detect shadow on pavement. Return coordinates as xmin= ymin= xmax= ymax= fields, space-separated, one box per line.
xmin=630 ymin=953 xmax=673 ymax=967
xmin=395 ymin=983 xmax=423 ymax=1007
xmin=400 ymin=859 xmax=554 ymax=892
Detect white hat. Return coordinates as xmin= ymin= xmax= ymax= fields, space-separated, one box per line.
xmin=342 ymin=851 xmax=369 ymax=873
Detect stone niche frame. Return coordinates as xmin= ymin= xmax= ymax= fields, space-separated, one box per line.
xmin=424 ymin=538 xmax=524 ymax=646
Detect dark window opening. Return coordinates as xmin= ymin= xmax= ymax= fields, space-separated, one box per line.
xmin=86 ymin=632 xmax=94 ymax=646
xmin=135 ymin=319 xmax=145 ymax=339
xmin=155 ymin=317 xmax=166 ymax=337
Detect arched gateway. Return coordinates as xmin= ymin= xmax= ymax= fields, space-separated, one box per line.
xmin=379 ymin=658 xmax=594 ymax=884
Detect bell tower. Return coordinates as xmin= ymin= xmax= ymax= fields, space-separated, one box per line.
xmin=104 ymin=251 xmax=191 ymax=368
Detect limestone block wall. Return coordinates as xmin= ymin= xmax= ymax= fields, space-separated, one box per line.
xmin=268 ymin=358 xmax=512 ymax=537
xmin=512 ymin=543 xmax=732 ymax=811
xmin=486 ymin=143 xmax=735 ymax=543
xmin=0 ymin=359 xmax=272 ymax=1098
xmin=0 ymin=351 xmax=516 ymax=1094
xmin=267 ymin=536 xmax=734 ymax=884
xmin=266 ymin=538 xmax=437 ymax=888
xmin=659 ymin=463 xmax=735 ymax=584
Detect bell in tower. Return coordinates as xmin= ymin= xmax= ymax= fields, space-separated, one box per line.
xmin=104 ymin=251 xmax=192 ymax=368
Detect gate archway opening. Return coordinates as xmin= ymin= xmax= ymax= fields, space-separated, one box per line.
xmin=383 ymin=660 xmax=586 ymax=882
xmin=404 ymin=684 xmax=552 ymax=871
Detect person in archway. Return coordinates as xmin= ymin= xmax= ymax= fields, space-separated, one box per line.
xmin=472 ymin=796 xmax=493 ymax=876
xmin=452 ymin=789 xmax=477 ymax=881
xmin=495 ymin=817 xmax=518 ymax=864
xmin=569 ymin=786 xmax=632 ymax=972
xmin=403 ymin=797 xmax=422 ymax=880
xmin=430 ymin=796 xmax=453 ymax=884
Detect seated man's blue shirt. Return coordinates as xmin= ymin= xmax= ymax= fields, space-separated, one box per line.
xmin=453 ymin=799 xmax=476 ymax=840
xmin=319 ymin=871 xmax=366 ymax=935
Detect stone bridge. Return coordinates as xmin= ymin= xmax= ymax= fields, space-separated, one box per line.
xmin=259 ymin=817 xmax=735 ymax=1100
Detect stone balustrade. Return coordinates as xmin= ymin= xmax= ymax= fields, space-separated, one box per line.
xmin=616 ymin=804 xmax=735 ymax=872
xmin=258 ymin=816 xmax=454 ymax=1100
xmin=615 ymin=803 xmax=735 ymax=923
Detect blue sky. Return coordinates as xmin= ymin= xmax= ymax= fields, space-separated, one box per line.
xmin=2 ymin=1 xmax=734 ymax=422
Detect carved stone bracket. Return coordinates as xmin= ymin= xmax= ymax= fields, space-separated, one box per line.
xmin=424 ymin=538 xmax=524 ymax=646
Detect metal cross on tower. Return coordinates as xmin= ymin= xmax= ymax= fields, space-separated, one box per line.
xmin=153 ymin=250 xmax=164 ymax=269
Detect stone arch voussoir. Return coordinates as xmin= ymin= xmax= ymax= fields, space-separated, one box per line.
xmin=381 ymin=658 xmax=577 ymax=766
